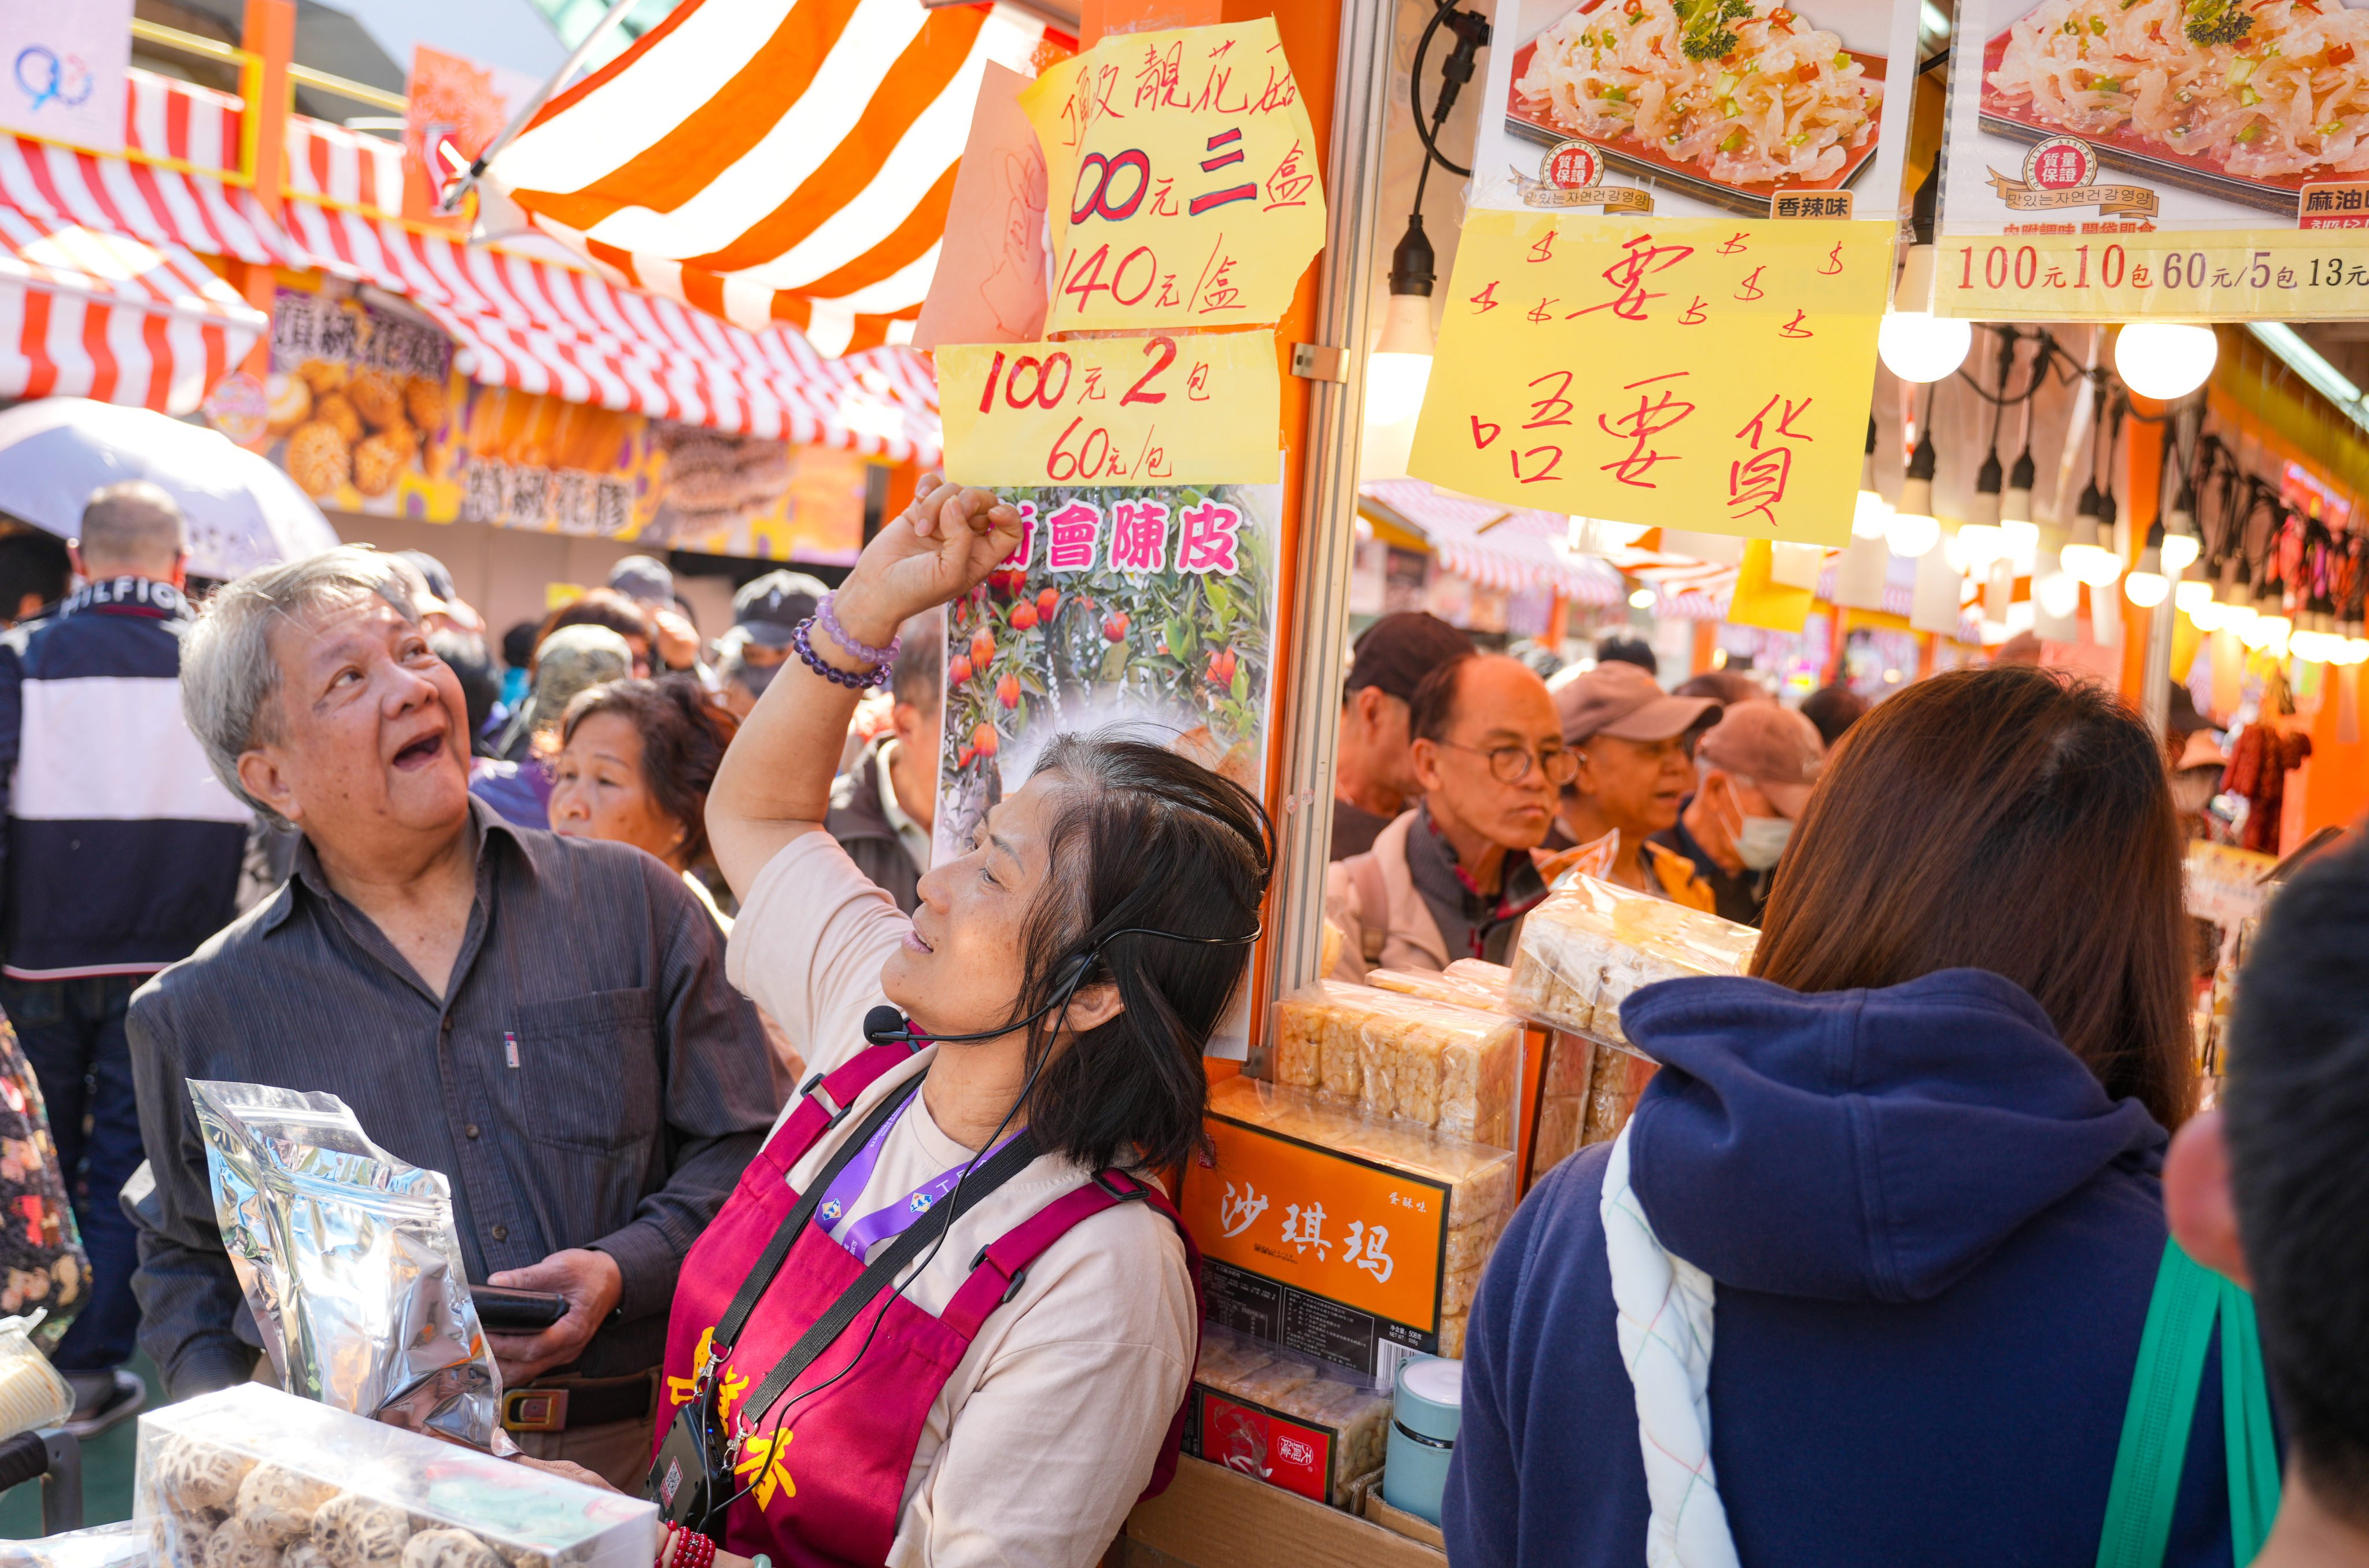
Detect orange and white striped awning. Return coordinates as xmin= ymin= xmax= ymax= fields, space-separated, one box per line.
xmin=0 ymin=75 xmax=272 ymax=414
xmin=488 ymin=0 xmax=1060 ymax=355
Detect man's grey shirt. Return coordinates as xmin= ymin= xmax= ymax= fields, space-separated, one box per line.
xmin=128 ymin=798 xmax=780 ymax=1395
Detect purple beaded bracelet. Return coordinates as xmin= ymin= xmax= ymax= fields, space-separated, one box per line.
xmin=817 ymin=592 xmax=901 ymax=668
xmin=791 ymin=617 xmax=890 ymax=691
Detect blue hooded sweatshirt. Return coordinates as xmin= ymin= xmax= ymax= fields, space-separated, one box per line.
xmin=1446 ymin=969 xmax=2239 ymax=1568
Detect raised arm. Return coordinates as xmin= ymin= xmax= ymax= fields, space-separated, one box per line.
xmin=707 ymin=481 xmax=1021 ymax=901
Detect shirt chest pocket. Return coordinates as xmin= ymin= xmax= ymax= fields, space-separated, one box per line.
xmin=496 ymin=988 xmax=662 ymax=1153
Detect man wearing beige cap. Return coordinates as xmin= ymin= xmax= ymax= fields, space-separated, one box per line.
xmin=1549 ymin=661 xmax=1721 ymax=909
xmin=1653 ymin=701 xmax=1825 ymax=925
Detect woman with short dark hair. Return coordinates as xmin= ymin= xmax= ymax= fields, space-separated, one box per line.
xmin=1450 ymin=665 xmax=2237 ymax=1567
xmin=548 ymin=674 xmax=740 ymax=918
xmin=578 ymin=482 xmax=1270 ymax=1568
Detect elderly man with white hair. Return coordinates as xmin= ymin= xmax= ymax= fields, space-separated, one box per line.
xmin=0 ymin=481 xmax=249 ymax=1437
xmin=127 ymin=547 xmax=777 ymax=1486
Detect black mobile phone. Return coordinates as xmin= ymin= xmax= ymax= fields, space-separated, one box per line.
xmin=474 ymin=1285 xmax=569 ymax=1331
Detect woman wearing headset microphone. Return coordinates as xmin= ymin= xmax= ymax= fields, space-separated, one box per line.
xmin=589 ymin=481 xmax=1269 ymax=1568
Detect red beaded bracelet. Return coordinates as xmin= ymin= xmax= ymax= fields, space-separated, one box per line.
xmin=659 ymin=1522 xmax=717 ymax=1568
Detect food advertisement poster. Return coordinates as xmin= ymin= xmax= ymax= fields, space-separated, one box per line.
xmin=934 ymin=480 xmax=1279 ymax=864
xmin=1935 ymin=0 xmax=2369 ymax=313
xmin=264 ymin=286 xmax=865 ymax=563
xmin=404 ymin=45 xmax=543 ymax=228
xmin=1469 ymin=0 xmax=1921 ymax=219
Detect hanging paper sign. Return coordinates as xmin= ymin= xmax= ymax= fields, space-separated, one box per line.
xmin=0 ymin=0 xmax=130 ymax=155
xmin=1019 ymin=17 xmax=1327 ymax=332
xmin=1466 ymin=0 xmax=1920 ymax=222
xmin=936 ymin=331 xmax=1281 ymax=486
xmin=1936 ymin=0 xmax=2369 ymax=316
xmin=1408 ymin=210 xmax=1888 ymax=545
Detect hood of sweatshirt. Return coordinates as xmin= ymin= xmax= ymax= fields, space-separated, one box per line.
xmin=1621 ymin=968 xmax=2167 ymax=1305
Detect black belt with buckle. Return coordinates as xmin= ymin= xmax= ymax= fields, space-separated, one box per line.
xmin=503 ymin=1371 xmax=657 ymax=1434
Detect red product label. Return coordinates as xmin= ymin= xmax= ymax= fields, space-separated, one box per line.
xmin=1191 ymin=1390 xmax=1335 ymax=1503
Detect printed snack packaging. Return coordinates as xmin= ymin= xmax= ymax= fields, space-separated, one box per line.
xmin=1184 ymin=1323 xmax=1392 ymax=1507
xmin=1182 ymin=1076 xmax=1516 ymax=1379
xmin=137 ymin=1384 xmax=656 ymax=1568
xmin=1508 ymin=874 xmax=1759 ymax=1047
xmin=1271 ymin=982 xmax=1521 ymax=1149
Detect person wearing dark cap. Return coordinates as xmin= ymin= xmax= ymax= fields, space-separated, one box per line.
xmin=1333 ymin=612 xmax=1476 ymax=859
xmin=715 ymin=570 xmax=826 ymax=720
xmin=1549 ymin=662 xmax=1719 ymax=909
xmin=1799 ymin=681 xmax=1869 ymax=748
xmin=1672 ymin=669 xmax=1764 ymax=707
xmin=607 ymin=555 xmax=701 ymax=674
xmin=1652 ymin=702 xmax=1825 ymax=926
xmin=1595 ymin=634 xmax=1658 ymax=676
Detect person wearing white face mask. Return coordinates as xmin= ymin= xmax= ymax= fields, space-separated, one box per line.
xmin=1651 ymin=702 xmax=1824 ymax=927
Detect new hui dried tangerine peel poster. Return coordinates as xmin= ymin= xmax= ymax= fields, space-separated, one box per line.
xmin=1936 ymin=0 xmax=2369 ymax=315
xmin=1409 ymin=210 xmax=1889 ymax=544
xmin=1468 ymin=0 xmax=1921 ymax=220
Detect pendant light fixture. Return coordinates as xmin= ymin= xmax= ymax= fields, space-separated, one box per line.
xmin=2124 ymin=518 xmax=2169 ymax=607
xmin=1888 ymin=422 xmax=1941 ymax=558
xmin=1852 ymin=416 xmax=1892 ymax=539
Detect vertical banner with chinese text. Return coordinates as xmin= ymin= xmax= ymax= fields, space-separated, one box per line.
xmin=1409 ymin=210 xmax=1889 ymax=543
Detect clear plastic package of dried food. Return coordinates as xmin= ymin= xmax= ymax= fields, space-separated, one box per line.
xmin=136 ymin=1384 xmax=656 ymax=1568
xmin=1508 ymin=875 xmax=1758 ymax=1046
xmin=1365 ymin=967 xmax=1507 ymax=1014
xmin=1186 ymin=1324 xmax=1391 ymax=1507
xmin=1270 ymin=982 xmax=1519 ymax=1149
xmin=0 ymin=1522 xmax=151 ymax=1568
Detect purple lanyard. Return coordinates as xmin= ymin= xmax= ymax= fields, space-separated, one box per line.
xmin=811 ymin=1090 xmax=1019 ymax=1259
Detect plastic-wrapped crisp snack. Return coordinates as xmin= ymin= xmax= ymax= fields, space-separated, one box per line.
xmin=1189 ymin=1325 xmax=1392 ymax=1507
xmin=0 ymin=1523 xmax=151 ymax=1568
xmin=1508 ymin=875 xmax=1758 ymax=1047
xmin=1205 ymin=1076 xmax=1515 ymax=1354
xmin=1271 ymin=982 xmax=1520 ymax=1149
xmin=1366 ymin=967 xmax=1508 ymax=1015
xmin=136 ymin=1384 xmax=656 ymax=1568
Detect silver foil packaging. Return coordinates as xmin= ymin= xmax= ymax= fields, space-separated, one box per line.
xmin=189 ymin=1080 xmax=513 ymax=1453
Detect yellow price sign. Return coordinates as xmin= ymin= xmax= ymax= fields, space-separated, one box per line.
xmin=1409 ymin=212 xmax=1891 ymax=547
xmin=1019 ymin=18 xmax=1326 ymax=334
xmin=1932 ymin=228 xmax=2369 ymax=320
xmin=936 ymin=330 xmax=1280 ymax=488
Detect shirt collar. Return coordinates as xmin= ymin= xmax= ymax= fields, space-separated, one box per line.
xmin=275 ymin=796 xmax=527 ymax=931
xmin=874 ymin=739 xmax=920 ymax=839
xmin=58 ymin=575 xmax=187 ymax=621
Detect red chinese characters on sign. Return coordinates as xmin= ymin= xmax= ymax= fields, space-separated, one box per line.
xmin=1728 ymin=393 xmax=1813 ymax=527
xmin=1599 ymin=372 xmax=1696 ymax=488
xmin=1190 ymin=128 xmax=1258 ymax=215
xmin=1002 ymin=502 xmax=1039 ymax=569
xmin=1109 ymin=499 xmax=1171 ymax=571
xmin=1178 ymin=500 xmax=1242 ymax=573
xmin=1570 ymin=233 xmax=1697 ymax=322
xmin=1046 ymin=500 xmax=1102 ymax=570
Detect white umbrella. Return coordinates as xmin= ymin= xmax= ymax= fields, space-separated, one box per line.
xmin=0 ymin=398 xmax=342 ymax=581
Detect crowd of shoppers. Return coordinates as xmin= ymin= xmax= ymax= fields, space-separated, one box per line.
xmin=0 ymin=473 xmax=2358 ymax=1567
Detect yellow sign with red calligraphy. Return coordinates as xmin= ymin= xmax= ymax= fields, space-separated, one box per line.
xmin=1180 ymin=1113 xmax=1449 ymax=1334
xmin=936 ymin=330 xmax=1281 ymax=487
xmin=1409 ymin=212 xmax=1892 ymax=547
xmin=1018 ymin=18 xmax=1326 ymax=334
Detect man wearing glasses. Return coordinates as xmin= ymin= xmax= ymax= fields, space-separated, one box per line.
xmin=1325 ymin=654 xmax=1569 ymax=979
xmin=1545 ymin=662 xmax=1722 ymax=909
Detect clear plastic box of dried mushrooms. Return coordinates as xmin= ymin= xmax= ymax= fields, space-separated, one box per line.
xmin=1271 ymin=980 xmax=1521 ymax=1149
xmin=1508 ymin=874 xmax=1759 ymax=1048
xmin=138 ymin=1384 xmax=658 ymax=1568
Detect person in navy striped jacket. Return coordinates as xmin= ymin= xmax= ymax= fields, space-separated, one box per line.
xmin=0 ymin=481 xmax=249 ymax=1437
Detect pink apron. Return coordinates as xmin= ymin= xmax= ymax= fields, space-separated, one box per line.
xmin=658 ymin=1042 xmax=1200 ymax=1567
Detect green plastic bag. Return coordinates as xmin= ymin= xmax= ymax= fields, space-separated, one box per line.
xmin=2095 ymin=1241 xmax=2282 ymax=1568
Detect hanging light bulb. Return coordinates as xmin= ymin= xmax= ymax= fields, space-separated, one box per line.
xmin=2000 ymin=447 xmax=2039 ymax=566
xmin=2242 ymin=569 xmax=2291 ymax=651
xmin=2175 ymin=561 xmax=2216 ymax=615
xmin=2161 ymin=478 xmax=2201 ymax=573
xmin=2036 ymin=567 xmax=2082 ymax=619
xmin=1889 ymin=424 xmax=1940 ymax=556
xmin=1366 ymin=217 xmax=1437 ymax=426
xmin=2061 ymin=481 xmax=2123 ymax=585
xmin=1629 ymin=585 xmax=1656 ymax=610
xmin=1958 ymin=448 xmax=2005 ymax=569
xmin=2342 ymin=611 xmax=2369 ymax=665
xmin=1874 ymin=168 xmax=1972 ymax=384
xmin=1852 ymin=416 xmax=1892 ymax=538
xmin=2290 ymin=597 xmax=2339 ymax=664
xmin=2112 ymin=323 xmax=2220 ymax=401
xmin=2216 ymin=552 xmax=2257 ymax=631
xmin=2123 ymin=519 xmax=2169 ymax=606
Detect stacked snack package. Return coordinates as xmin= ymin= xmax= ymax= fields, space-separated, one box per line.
xmin=1270 ymin=982 xmax=1521 ymax=1148
xmin=1187 ymin=1324 xmax=1392 ymax=1506
xmin=1200 ymin=1076 xmax=1516 ymax=1362
xmin=1510 ymin=877 xmax=1759 ymax=1180
xmin=1508 ymin=875 xmax=1759 ymax=1046
xmin=138 ymin=1384 xmax=655 ymax=1568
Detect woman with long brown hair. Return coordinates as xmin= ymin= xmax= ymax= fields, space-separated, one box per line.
xmin=1448 ymin=666 xmax=2237 ymax=1567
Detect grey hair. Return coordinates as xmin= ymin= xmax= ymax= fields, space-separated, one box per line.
xmin=77 ymin=481 xmax=186 ymax=572
xmin=181 ymin=546 xmax=418 ymax=821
